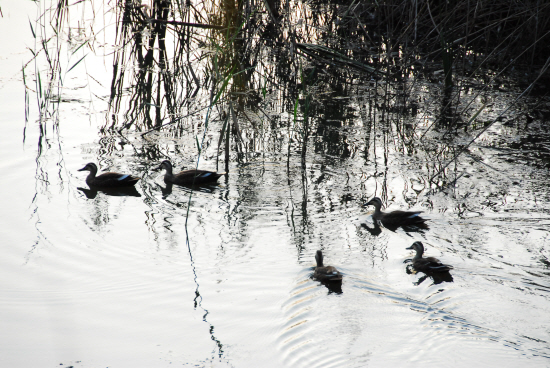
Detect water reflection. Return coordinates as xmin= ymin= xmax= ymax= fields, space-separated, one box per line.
xmin=360 ymin=222 xmax=383 ymax=236
xmin=77 ymin=186 xmax=141 ymax=199
xmin=13 ymin=0 xmax=550 ymax=366
xmin=361 ymin=219 xmax=429 ymax=235
xmin=157 ymin=182 xmax=224 ymax=199
xmin=316 ymin=278 xmax=343 ymax=294
xmin=406 ymin=264 xmax=454 ymax=285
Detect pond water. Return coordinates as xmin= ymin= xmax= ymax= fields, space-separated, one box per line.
xmin=2 ymin=1 xmax=550 ymax=367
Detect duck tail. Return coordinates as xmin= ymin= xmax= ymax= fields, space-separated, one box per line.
xmin=431 ymin=264 xmax=453 ymax=272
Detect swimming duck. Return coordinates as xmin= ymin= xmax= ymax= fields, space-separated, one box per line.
xmin=158 ymin=160 xmax=225 ymax=185
xmin=313 ymin=250 xmax=343 ymax=282
xmin=364 ymin=197 xmax=428 ymax=230
xmin=78 ymin=162 xmax=140 ymax=188
xmin=406 ymin=241 xmax=453 ymax=273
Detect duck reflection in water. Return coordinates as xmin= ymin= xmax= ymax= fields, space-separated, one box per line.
xmin=363 ymin=197 xmax=429 ymax=233
xmin=158 ymin=182 xmax=174 ymax=198
xmin=157 ymin=181 xmax=221 ymax=200
xmin=405 ymin=241 xmax=453 ymax=285
xmin=313 ymin=250 xmax=343 ymax=293
xmin=77 ymin=186 xmax=141 ymax=199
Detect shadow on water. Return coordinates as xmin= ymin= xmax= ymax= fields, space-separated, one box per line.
xmin=406 ymin=264 xmax=454 ymax=286
xmin=77 ymin=186 xmax=142 ymax=199
xmin=316 ymin=279 xmax=343 ymax=294
xmin=361 ymin=220 xmax=429 ymax=235
xmin=157 ymin=182 xmax=223 ymax=199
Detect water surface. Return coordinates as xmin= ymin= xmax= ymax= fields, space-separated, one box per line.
xmin=1 ymin=1 xmax=550 ymax=367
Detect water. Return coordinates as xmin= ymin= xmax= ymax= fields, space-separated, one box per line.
xmin=2 ymin=1 xmax=550 ymax=367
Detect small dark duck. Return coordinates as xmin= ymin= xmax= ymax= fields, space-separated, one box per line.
xmin=406 ymin=241 xmax=453 ymax=273
xmin=364 ymin=197 xmax=428 ymax=230
xmin=78 ymin=162 xmax=140 ymax=188
xmin=313 ymin=250 xmax=343 ymax=282
xmin=158 ymin=160 xmax=225 ymax=185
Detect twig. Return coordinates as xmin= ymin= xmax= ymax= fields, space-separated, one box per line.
xmin=430 ymin=56 xmax=550 ymax=181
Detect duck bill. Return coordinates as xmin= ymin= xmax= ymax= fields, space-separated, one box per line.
xmin=405 ymin=246 xmax=413 ymax=249
xmin=77 ymin=166 xmax=88 ymax=171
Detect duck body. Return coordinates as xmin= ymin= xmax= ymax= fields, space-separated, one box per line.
xmin=159 ymin=160 xmax=224 ymax=185
xmin=365 ymin=197 xmax=428 ymax=230
xmin=313 ymin=250 xmax=342 ymax=282
xmin=406 ymin=241 xmax=453 ymax=273
xmin=78 ymin=163 xmax=140 ymax=188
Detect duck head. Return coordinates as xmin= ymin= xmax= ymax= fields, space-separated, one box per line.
xmin=78 ymin=162 xmax=98 ymax=174
xmin=158 ymin=160 xmax=173 ymax=173
xmin=406 ymin=241 xmax=425 ymax=254
xmin=365 ymin=197 xmax=383 ymax=210
xmin=315 ymin=250 xmax=324 ymax=267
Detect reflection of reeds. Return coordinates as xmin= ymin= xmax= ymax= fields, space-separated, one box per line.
xmin=28 ymin=0 xmax=550 ymax=122
xmin=24 ymin=0 xmax=550 ymax=194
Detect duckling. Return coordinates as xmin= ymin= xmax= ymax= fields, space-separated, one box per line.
xmin=364 ymin=197 xmax=428 ymax=230
xmin=313 ymin=250 xmax=342 ymax=282
xmin=158 ymin=160 xmax=225 ymax=185
xmin=406 ymin=241 xmax=453 ymax=273
xmin=78 ymin=162 xmax=140 ymax=188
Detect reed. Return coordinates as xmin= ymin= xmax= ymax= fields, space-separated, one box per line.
xmin=24 ymin=0 xmax=550 ymax=186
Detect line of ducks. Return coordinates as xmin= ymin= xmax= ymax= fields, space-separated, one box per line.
xmin=78 ymin=160 xmax=225 ymax=188
xmin=77 ymin=162 xmax=452 ymax=287
xmin=314 ymin=198 xmax=453 ymax=287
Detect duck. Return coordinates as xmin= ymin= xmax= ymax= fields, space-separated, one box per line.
xmin=364 ymin=197 xmax=428 ymax=230
xmin=406 ymin=241 xmax=453 ymax=273
xmin=78 ymin=162 xmax=140 ymax=188
xmin=158 ymin=160 xmax=225 ymax=185
xmin=313 ymin=250 xmax=342 ymax=282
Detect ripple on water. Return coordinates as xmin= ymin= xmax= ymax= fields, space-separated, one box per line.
xmin=348 ymin=276 xmax=550 ymax=365
xmin=278 ymin=272 xmax=350 ymax=368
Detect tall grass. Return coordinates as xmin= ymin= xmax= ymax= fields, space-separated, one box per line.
xmin=26 ymin=0 xmax=550 ymax=184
